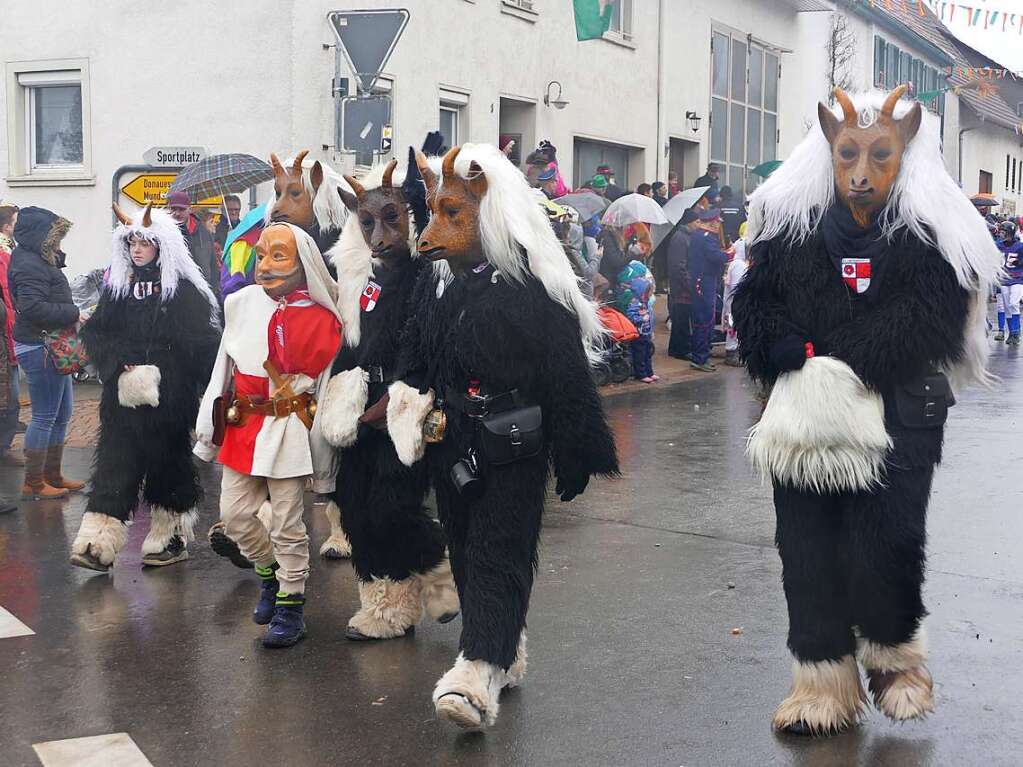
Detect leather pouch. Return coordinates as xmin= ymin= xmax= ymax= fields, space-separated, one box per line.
xmin=893 ymin=373 xmax=954 ymax=429
xmin=479 ymin=405 xmax=543 ymax=465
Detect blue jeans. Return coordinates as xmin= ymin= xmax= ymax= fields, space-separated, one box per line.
xmin=691 ymin=296 xmax=715 ymax=365
xmin=1 ymin=369 xmax=20 ymax=451
xmin=19 ymin=346 xmax=73 ymax=450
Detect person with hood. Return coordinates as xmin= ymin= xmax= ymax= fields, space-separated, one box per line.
xmin=69 ymin=203 xmax=221 ymax=572
xmin=8 ymin=206 xmax=84 ymax=499
xmin=166 ymin=190 xmax=221 ymax=300
xmin=194 ymin=222 xmax=342 ymax=648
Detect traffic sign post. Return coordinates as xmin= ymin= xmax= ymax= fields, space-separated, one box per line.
xmin=327 ymin=9 xmax=409 ymax=95
xmin=142 ymin=146 xmax=207 ymax=167
xmin=341 ymin=95 xmax=393 ymax=166
xmin=118 ymin=170 xmax=222 ymax=208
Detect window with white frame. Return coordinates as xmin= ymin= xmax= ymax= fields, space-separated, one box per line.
xmin=5 ymin=59 xmax=93 ymax=184
xmin=439 ymin=88 xmax=469 ymax=150
xmin=503 ymin=0 xmax=535 ymax=11
xmin=607 ymin=0 xmax=633 ymax=40
xmin=710 ymin=29 xmax=779 ymax=196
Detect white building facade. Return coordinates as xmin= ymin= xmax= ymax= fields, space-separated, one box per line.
xmin=1 ymin=0 xmax=995 ymax=275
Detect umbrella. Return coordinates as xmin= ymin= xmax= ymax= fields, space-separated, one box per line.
xmin=554 ymin=192 xmax=608 ymax=221
xmin=661 ymin=186 xmax=711 ymax=224
xmin=971 ymin=193 xmax=1000 ymax=208
xmin=169 ymin=153 xmax=274 ymax=201
xmin=751 ymin=160 xmax=783 ymax=178
xmin=601 ymin=193 xmax=670 ymax=227
xmin=221 ymin=203 xmax=268 ymax=297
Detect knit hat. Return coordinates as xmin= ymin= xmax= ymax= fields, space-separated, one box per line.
xmin=590 ymin=175 xmax=609 ymax=190
xmin=165 ymin=191 xmax=191 ymax=209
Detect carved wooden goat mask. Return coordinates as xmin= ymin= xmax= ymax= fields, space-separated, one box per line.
xmin=415 ymin=146 xmax=488 ymax=272
xmin=818 ymin=85 xmax=922 ymax=227
xmin=269 ymin=150 xmax=324 ymax=230
xmin=337 ymin=159 xmax=411 ymax=267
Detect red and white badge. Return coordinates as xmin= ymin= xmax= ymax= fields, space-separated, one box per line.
xmin=841 ymin=258 xmax=871 ymax=294
xmin=360 ymin=280 xmax=382 ymax=312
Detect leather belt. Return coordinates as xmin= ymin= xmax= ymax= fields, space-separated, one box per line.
xmin=367 ymin=364 xmax=390 ymax=384
xmin=444 ymin=387 xmax=522 ymax=419
xmin=236 ymin=393 xmax=315 ymax=429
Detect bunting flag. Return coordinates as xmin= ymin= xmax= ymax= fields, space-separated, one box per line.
xmin=923 ymin=0 xmax=1023 ymax=34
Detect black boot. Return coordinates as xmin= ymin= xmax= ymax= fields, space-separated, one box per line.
xmin=253 ymin=564 xmax=279 ymax=625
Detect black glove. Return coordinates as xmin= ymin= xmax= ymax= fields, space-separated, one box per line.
xmin=421 ymin=131 xmax=446 ymax=156
xmin=556 ymin=473 xmax=590 ymax=502
xmin=402 ymin=146 xmax=431 ymax=237
xmin=769 ymin=334 xmax=811 ymax=374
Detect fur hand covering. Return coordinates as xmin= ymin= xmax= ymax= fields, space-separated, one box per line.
xmin=118 ymin=364 xmax=161 ymax=408
xmin=747 ymin=356 xmax=892 ymax=493
xmin=387 ymin=381 xmax=434 ymax=467
xmin=319 ymin=367 xmax=369 ymax=448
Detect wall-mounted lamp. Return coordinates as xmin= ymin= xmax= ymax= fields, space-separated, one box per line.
xmin=544 ymin=81 xmax=570 ymax=110
xmin=686 ymin=111 xmax=702 ymax=133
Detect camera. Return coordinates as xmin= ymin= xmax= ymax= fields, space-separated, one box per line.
xmin=450 ymin=449 xmax=483 ymax=498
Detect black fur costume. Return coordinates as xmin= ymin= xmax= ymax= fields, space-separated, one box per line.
xmin=82 ymin=268 xmax=220 ymax=522
xmin=733 ymin=205 xmax=969 ymax=663
xmin=400 ymin=263 xmax=619 ymax=669
xmin=328 ymin=254 xmax=446 ymax=583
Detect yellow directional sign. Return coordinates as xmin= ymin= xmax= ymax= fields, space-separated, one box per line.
xmin=120 ymin=173 xmax=223 ymax=209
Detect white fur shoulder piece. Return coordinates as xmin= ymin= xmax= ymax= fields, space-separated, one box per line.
xmin=747 ymin=356 xmax=892 ymax=493
xmin=319 ymin=367 xmax=369 ymax=448
xmin=118 ymin=364 xmax=161 ymax=408
xmin=387 ymin=381 xmax=435 ymax=467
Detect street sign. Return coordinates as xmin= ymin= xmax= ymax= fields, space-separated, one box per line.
xmin=328 ymin=9 xmax=410 ymax=94
xmin=381 ymin=125 xmax=393 ymax=154
xmin=142 ymin=146 xmax=207 ymax=166
xmin=120 ymin=172 xmax=222 ymax=208
xmin=342 ymin=95 xmax=392 ymax=165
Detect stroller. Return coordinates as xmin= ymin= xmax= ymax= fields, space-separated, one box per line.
xmin=592 ymin=305 xmax=639 ymax=386
xmin=69 ymin=269 xmax=106 ymax=383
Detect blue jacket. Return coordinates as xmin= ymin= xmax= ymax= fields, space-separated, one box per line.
xmin=1000 ymin=239 xmax=1023 ymax=286
xmin=688 ymin=229 xmax=727 ymax=303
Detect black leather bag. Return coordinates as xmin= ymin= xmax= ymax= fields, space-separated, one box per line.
xmin=893 ymin=372 xmax=954 ymax=429
xmin=479 ymin=405 xmax=543 ymax=465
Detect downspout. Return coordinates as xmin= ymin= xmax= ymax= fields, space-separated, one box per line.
xmin=958 ymin=125 xmax=978 ymax=187
xmin=656 ymin=0 xmax=667 ymax=180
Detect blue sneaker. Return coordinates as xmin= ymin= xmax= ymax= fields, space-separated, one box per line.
xmin=253 ymin=564 xmax=279 ymax=625
xmin=262 ymin=593 xmax=307 ymax=648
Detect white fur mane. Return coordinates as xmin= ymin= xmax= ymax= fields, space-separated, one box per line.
xmin=448 ymin=143 xmax=604 ymax=363
xmin=746 ymin=90 xmax=1003 ymax=390
xmin=107 ymin=206 xmax=218 ymax=318
xmin=263 ymin=155 xmax=351 ymax=234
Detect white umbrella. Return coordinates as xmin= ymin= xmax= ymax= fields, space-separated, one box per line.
xmin=661 ymin=186 xmax=711 ymax=224
xmin=601 ymin=193 xmax=670 ymax=227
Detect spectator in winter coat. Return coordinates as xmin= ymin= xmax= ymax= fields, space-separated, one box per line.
xmin=616 ymin=260 xmax=657 ymax=383
xmin=687 ymin=208 xmax=728 ymax=372
xmin=667 ymin=209 xmax=698 ymax=359
xmin=652 ymin=182 xmax=669 ymax=207
xmin=9 ymin=207 xmax=85 ymax=498
xmin=0 ymin=291 xmax=19 ymax=513
xmin=214 ymin=194 xmax=243 ymax=248
xmin=693 ymin=163 xmax=722 ymax=194
xmin=0 ymin=202 xmax=24 ymax=467
xmin=166 ymin=191 xmax=221 ymax=300
xmin=718 ymin=186 xmax=747 ymax=246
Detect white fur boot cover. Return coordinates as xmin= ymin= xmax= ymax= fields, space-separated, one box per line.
xmin=386 ymin=381 xmax=435 ymax=467
xmin=505 ymin=631 xmax=529 ymax=688
xmin=319 ymin=367 xmax=369 ymax=448
xmin=117 ymin=364 xmax=161 ymax=408
xmin=141 ymin=507 xmax=197 ymax=555
xmin=747 ymin=356 xmax=892 ymax=494
xmin=772 ymin=655 xmax=867 ymax=735
xmin=859 ymin=629 xmax=934 ymax=721
xmin=348 ymin=576 xmax=424 ymax=639
xmin=418 ymin=557 xmax=460 ymax=621
xmin=433 ymin=654 xmax=507 ymax=729
xmin=318 ymin=499 xmax=352 ymax=559
xmin=71 ymin=512 xmax=128 ymax=566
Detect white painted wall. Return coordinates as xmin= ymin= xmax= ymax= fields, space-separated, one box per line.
xmin=959 ymin=118 xmax=1023 ymax=214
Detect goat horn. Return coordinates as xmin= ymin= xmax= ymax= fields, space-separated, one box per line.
xmin=442 ymin=146 xmax=462 ymax=178
xmin=416 ymin=151 xmax=438 ymax=196
xmin=141 ymin=202 xmax=153 ymax=227
xmin=343 ymin=174 xmax=366 ymax=198
xmin=270 ymin=153 xmax=285 ymax=175
xmin=833 ymin=87 xmax=857 ymax=124
xmin=112 ymin=202 xmax=132 ymax=226
xmin=881 ymin=84 xmax=909 ymax=118
xmin=382 ymin=159 xmax=397 ymax=189
xmin=292 ymin=150 xmax=309 ymax=174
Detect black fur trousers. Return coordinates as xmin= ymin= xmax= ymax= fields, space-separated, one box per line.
xmin=87 ymin=420 xmax=201 ymax=522
xmin=333 ymin=427 xmax=446 ymax=583
xmin=773 ymin=460 xmax=933 ymax=663
xmin=432 ymin=451 xmax=546 ymax=670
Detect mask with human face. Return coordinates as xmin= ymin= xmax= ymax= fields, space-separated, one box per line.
xmin=818 ymin=85 xmax=922 ymax=228
xmin=255 ymin=224 xmax=306 ymax=299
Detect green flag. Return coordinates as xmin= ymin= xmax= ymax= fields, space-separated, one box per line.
xmin=574 ymin=0 xmax=615 ymax=41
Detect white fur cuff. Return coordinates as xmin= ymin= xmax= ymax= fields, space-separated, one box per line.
xmin=747 ymin=356 xmax=892 ymax=493
xmin=71 ymin=512 xmax=128 ymax=566
xmin=387 ymin=381 xmax=435 ymax=467
xmin=319 ymin=367 xmax=369 ymax=448
xmin=118 ymin=364 xmax=161 ymax=408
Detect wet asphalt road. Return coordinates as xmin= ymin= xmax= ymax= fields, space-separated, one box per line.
xmin=0 ymin=347 xmax=1020 ymax=767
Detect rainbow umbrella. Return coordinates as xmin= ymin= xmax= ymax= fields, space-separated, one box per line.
xmin=221 ymin=203 xmax=267 ymax=297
